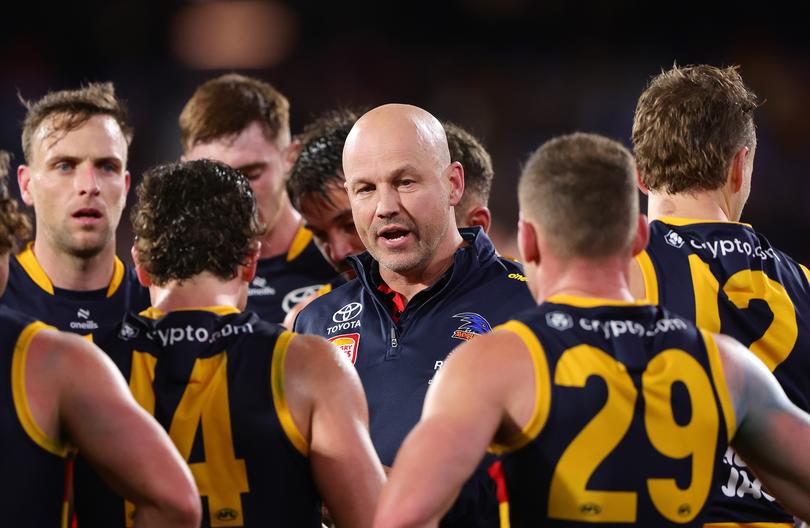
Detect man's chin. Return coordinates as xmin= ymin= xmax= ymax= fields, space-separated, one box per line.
xmin=61 ymin=235 xmax=112 ymax=260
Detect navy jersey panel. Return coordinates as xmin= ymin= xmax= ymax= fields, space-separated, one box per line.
xmin=76 ymin=310 xmax=320 ymax=528
xmin=295 ymin=227 xmax=535 ymax=527
xmin=0 ymin=249 xmax=150 ymax=337
xmin=246 ymin=227 xmax=337 ymax=324
xmin=501 ymin=301 xmax=729 ymax=527
xmin=0 ymin=306 xmax=66 ymax=527
xmin=644 ymin=219 xmax=810 ymax=523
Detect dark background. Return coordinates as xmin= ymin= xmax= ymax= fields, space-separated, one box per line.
xmin=2 ymin=0 xmax=809 ymax=261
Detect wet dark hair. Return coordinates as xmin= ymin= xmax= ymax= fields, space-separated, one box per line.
xmin=132 ymin=159 xmax=265 ymax=285
xmin=287 ymin=108 xmax=360 ymax=211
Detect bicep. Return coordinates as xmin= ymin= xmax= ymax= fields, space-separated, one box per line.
xmin=58 ymin=339 xmax=193 ymax=503
xmin=289 ymin=336 xmax=384 ymax=528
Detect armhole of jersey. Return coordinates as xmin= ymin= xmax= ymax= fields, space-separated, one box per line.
xmin=16 ymin=244 xmax=55 ymax=295
xmin=270 ymin=330 xmax=309 ymax=456
xmin=488 ymin=320 xmax=551 ymax=455
xmin=635 ymin=250 xmax=659 ymax=304
xmin=286 ymin=226 xmax=313 ymax=262
xmin=11 ymin=321 xmax=69 ymax=457
xmin=700 ymin=329 xmax=738 ymax=442
xmin=800 ymin=263 xmax=810 ymax=286
xmin=106 ymin=257 xmax=126 ymax=297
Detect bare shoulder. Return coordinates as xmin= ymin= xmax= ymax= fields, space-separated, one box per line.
xmin=441 ymin=328 xmax=530 ymax=376
xmin=283 ymin=333 xmax=363 ymax=404
xmin=28 ymin=328 xmax=102 ymax=370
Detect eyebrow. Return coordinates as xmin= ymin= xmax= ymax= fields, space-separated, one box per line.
xmin=45 ymin=154 xmax=123 ymax=167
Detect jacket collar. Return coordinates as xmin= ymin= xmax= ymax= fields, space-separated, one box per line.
xmin=349 ymin=226 xmax=497 ymax=296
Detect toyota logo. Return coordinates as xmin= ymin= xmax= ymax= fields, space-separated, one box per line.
xmin=333 ymin=302 xmax=363 ymax=322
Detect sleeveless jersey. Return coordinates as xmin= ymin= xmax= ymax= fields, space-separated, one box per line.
xmin=75 ymin=307 xmax=320 ymax=527
xmin=246 ymin=225 xmax=337 ymax=323
xmin=493 ymin=296 xmax=734 ymax=527
xmin=0 ymin=306 xmax=69 ymax=527
xmin=638 ymin=217 xmax=810 ymax=524
xmin=0 ymin=243 xmax=150 ymax=339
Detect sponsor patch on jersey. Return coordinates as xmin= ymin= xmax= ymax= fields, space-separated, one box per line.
xmin=664 ymin=229 xmax=685 ymax=248
xmin=329 ymin=333 xmax=360 ymax=364
xmin=118 ymin=321 xmax=140 ymax=341
xmin=451 ymin=312 xmax=492 ymax=341
xmin=507 ymin=272 xmax=527 ymax=282
xmin=282 ymin=284 xmax=323 ymax=313
xmin=70 ymin=307 xmax=99 ymax=331
xmin=332 ymin=302 xmax=363 ymax=323
xmin=546 ymin=311 xmax=573 ymax=331
xmin=248 ymin=275 xmax=277 ymax=297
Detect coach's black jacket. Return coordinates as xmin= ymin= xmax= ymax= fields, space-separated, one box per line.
xmin=295 ymin=226 xmax=535 ymax=527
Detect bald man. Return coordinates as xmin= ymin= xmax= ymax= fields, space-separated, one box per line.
xmin=294 ymin=104 xmax=534 ymax=527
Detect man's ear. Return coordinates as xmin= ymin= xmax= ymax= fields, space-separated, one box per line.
xmin=635 ymin=168 xmax=649 ymax=195
xmin=463 ymin=206 xmax=492 ymax=234
xmin=241 ymin=243 xmax=261 ymax=283
xmin=728 ymin=146 xmax=750 ymax=193
xmin=131 ymin=246 xmax=151 ymax=287
xmin=517 ymin=218 xmax=540 ymax=265
xmin=447 ymin=162 xmax=464 ymax=207
xmin=284 ymin=139 xmax=302 ymax=174
xmin=631 ymin=214 xmax=650 ymax=257
xmin=17 ymin=165 xmax=35 ymax=206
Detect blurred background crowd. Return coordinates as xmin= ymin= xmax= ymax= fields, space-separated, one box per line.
xmin=2 ymin=0 xmax=808 ymax=261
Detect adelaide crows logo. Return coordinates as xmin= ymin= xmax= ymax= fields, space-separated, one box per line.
xmin=451 ymin=312 xmax=492 ymax=341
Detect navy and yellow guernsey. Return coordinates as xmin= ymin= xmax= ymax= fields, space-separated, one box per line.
xmin=492 ymin=296 xmax=735 ymax=527
xmin=295 ymin=227 xmax=535 ymax=527
xmin=247 ymin=225 xmax=337 ymax=323
xmin=0 ymin=243 xmax=150 ymax=339
xmin=75 ymin=307 xmax=320 ymax=528
xmin=0 ymin=306 xmax=70 ymax=527
xmin=637 ymin=217 xmax=810 ymax=526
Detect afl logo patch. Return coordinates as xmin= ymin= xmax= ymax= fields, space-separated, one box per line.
xmin=664 ymin=230 xmax=685 ymax=249
xmin=546 ymin=311 xmax=573 ymax=331
xmin=332 ymin=302 xmax=363 ymax=323
xmin=329 ymin=333 xmax=360 ymax=364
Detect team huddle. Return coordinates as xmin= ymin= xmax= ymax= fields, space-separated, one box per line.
xmin=1 ymin=63 xmax=810 ymax=528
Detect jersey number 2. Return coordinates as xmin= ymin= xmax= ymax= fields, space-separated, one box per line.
xmin=548 ymin=345 xmax=718 ymax=523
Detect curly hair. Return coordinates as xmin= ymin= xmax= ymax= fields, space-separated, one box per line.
xmin=632 ymin=64 xmax=759 ymax=194
xmin=132 ymin=159 xmax=265 ymax=285
xmin=287 ymin=108 xmax=360 ymax=211
xmin=0 ymin=151 xmax=32 ymax=253
xmin=20 ymin=82 xmax=133 ymax=164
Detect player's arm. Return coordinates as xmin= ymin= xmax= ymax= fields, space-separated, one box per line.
xmin=283 ymin=291 xmax=318 ymax=330
xmin=373 ymin=329 xmax=536 ymax=528
xmin=285 ymin=334 xmax=385 ymax=528
xmin=27 ymin=330 xmax=201 ymax=528
xmin=715 ymin=333 xmax=810 ymax=521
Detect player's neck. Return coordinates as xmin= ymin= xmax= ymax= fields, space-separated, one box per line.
xmin=378 ymin=227 xmax=465 ymax=304
xmin=257 ymin=202 xmax=302 ymax=260
xmin=31 ymin=238 xmax=117 ymax=291
xmin=536 ymin=256 xmax=635 ymax=304
xmin=149 ymin=273 xmax=247 ymax=313
xmin=647 ymin=190 xmax=735 ymax=223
